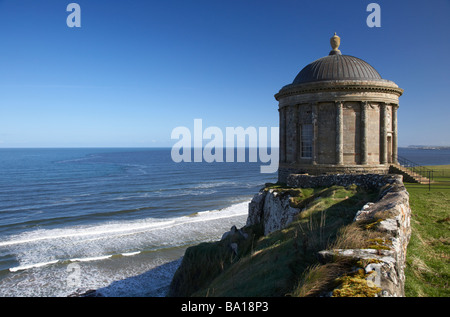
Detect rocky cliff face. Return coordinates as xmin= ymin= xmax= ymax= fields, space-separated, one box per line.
xmin=246 ymin=174 xmax=411 ymax=296
xmin=247 ymin=188 xmax=301 ymax=236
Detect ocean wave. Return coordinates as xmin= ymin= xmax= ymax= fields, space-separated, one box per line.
xmin=70 ymin=255 xmax=114 ymax=262
xmin=0 ymin=200 xmax=250 ymax=248
xmin=9 ymin=260 xmax=59 ymax=272
xmin=121 ymin=251 xmax=141 ymax=257
xmin=0 ymin=201 xmax=250 ymax=276
xmin=0 ymin=219 xmax=177 ymax=247
xmin=54 ymin=154 xmax=100 ymax=164
xmin=8 ymin=251 xmax=145 ymax=272
xmin=189 ymin=181 xmax=238 ymax=189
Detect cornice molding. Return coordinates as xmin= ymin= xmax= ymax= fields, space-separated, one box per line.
xmin=275 ymin=80 xmax=404 ymax=101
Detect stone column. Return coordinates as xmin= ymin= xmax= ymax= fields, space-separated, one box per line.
xmin=335 ymin=101 xmax=344 ymax=165
xmin=285 ymin=106 xmax=296 ymax=163
xmin=312 ymin=102 xmax=319 ymax=165
xmin=360 ymin=101 xmax=368 ymax=165
xmin=279 ymin=107 xmax=286 ymax=163
xmin=293 ymin=105 xmax=299 ymax=163
xmin=380 ymin=103 xmax=388 ymax=164
xmin=392 ymin=105 xmax=398 ymax=163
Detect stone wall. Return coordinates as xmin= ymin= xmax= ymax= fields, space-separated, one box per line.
xmin=318 ymin=175 xmax=411 ymax=296
xmin=286 ymin=173 xmax=399 ymax=189
xmin=246 ymin=173 xmax=411 ymax=296
xmin=278 ymin=165 xmax=390 ymax=183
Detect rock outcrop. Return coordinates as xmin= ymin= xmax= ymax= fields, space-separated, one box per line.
xmin=247 ymin=189 xmax=301 ymax=235
xmin=246 ymin=174 xmax=411 ymax=296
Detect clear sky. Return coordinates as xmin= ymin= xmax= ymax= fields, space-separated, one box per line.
xmin=0 ymin=0 xmax=449 ymax=148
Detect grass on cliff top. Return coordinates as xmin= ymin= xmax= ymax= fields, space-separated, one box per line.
xmin=169 ymin=184 xmax=381 ymax=297
xmin=404 ymin=165 xmax=450 ymax=297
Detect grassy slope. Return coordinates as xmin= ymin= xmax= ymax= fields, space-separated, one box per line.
xmin=170 ymin=166 xmax=450 ymax=297
xmin=404 ymin=165 xmax=450 ymax=297
xmin=169 ymin=185 xmax=380 ymax=297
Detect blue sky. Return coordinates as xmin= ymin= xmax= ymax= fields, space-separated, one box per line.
xmin=0 ymin=0 xmax=449 ymax=147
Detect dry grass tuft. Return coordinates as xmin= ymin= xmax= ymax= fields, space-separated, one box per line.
xmin=331 ymin=222 xmax=386 ymax=250
xmin=290 ymin=258 xmax=354 ymax=297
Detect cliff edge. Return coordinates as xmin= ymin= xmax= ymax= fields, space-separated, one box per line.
xmin=168 ymin=174 xmax=411 ymax=297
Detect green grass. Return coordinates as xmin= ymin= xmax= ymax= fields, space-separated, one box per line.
xmin=169 ymin=167 xmax=450 ymax=297
xmin=169 ymin=185 xmax=379 ymax=297
xmin=404 ymin=165 xmax=450 ymax=297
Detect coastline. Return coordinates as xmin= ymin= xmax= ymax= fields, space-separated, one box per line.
xmin=76 ymin=164 xmax=450 ymax=298
xmin=1 ymin=148 xmax=448 ymax=297
xmin=72 ymin=257 xmax=184 ymax=297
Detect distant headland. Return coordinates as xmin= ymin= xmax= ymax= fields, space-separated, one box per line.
xmin=405 ymin=145 xmax=450 ymax=150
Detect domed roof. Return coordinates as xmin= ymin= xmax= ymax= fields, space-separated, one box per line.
xmin=292 ymin=33 xmax=383 ymax=84
xmin=293 ymin=54 xmax=382 ymax=84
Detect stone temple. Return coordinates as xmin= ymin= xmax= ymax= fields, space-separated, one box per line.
xmin=276 ymin=33 xmax=404 ymax=182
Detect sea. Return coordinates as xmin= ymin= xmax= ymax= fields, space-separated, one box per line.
xmin=0 ymin=147 xmax=449 ymax=297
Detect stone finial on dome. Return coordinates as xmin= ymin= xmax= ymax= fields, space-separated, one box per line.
xmin=329 ymin=32 xmax=341 ymax=55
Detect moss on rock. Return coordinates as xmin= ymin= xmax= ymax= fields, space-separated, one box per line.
xmin=332 ymin=268 xmax=382 ymax=297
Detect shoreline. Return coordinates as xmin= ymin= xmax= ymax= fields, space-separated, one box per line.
xmin=72 ymin=257 xmax=184 ymax=297
xmin=73 ymin=165 xmax=450 ymax=298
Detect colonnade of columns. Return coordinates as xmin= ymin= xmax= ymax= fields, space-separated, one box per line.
xmin=279 ymin=101 xmax=398 ymax=165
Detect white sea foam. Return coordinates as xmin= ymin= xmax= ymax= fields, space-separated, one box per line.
xmin=8 ymin=253 xmax=140 ymax=273
xmin=70 ymin=255 xmax=113 ymax=262
xmin=191 ymin=181 xmax=238 ymax=189
xmin=9 ymin=260 xmax=59 ymax=272
xmin=0 ymin=219 xmax=177 ymax=247
xmin=121 ymin=251 xmax=141 ymax=257
xmin=1 ymin=200 xmax=250 ymax=277
xmin=1 ymin=201 xmax=249 ymax=247
xmin=55 ymin=154 xmax=100 ymax=164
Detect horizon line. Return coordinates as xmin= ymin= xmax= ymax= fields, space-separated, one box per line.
xmin=0 ymin=145 xmax=448 ymax=150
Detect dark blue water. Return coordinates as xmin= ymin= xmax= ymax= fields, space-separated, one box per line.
xmin=0 ymin=148 xmax=275 ymax=237
xmin=0 ymin=147 xmax=448 ymax=297
xmin=398 ymin=147 xmax=450 ymax=166
xmin=0 ymin=148 xmax=276 ymax=296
